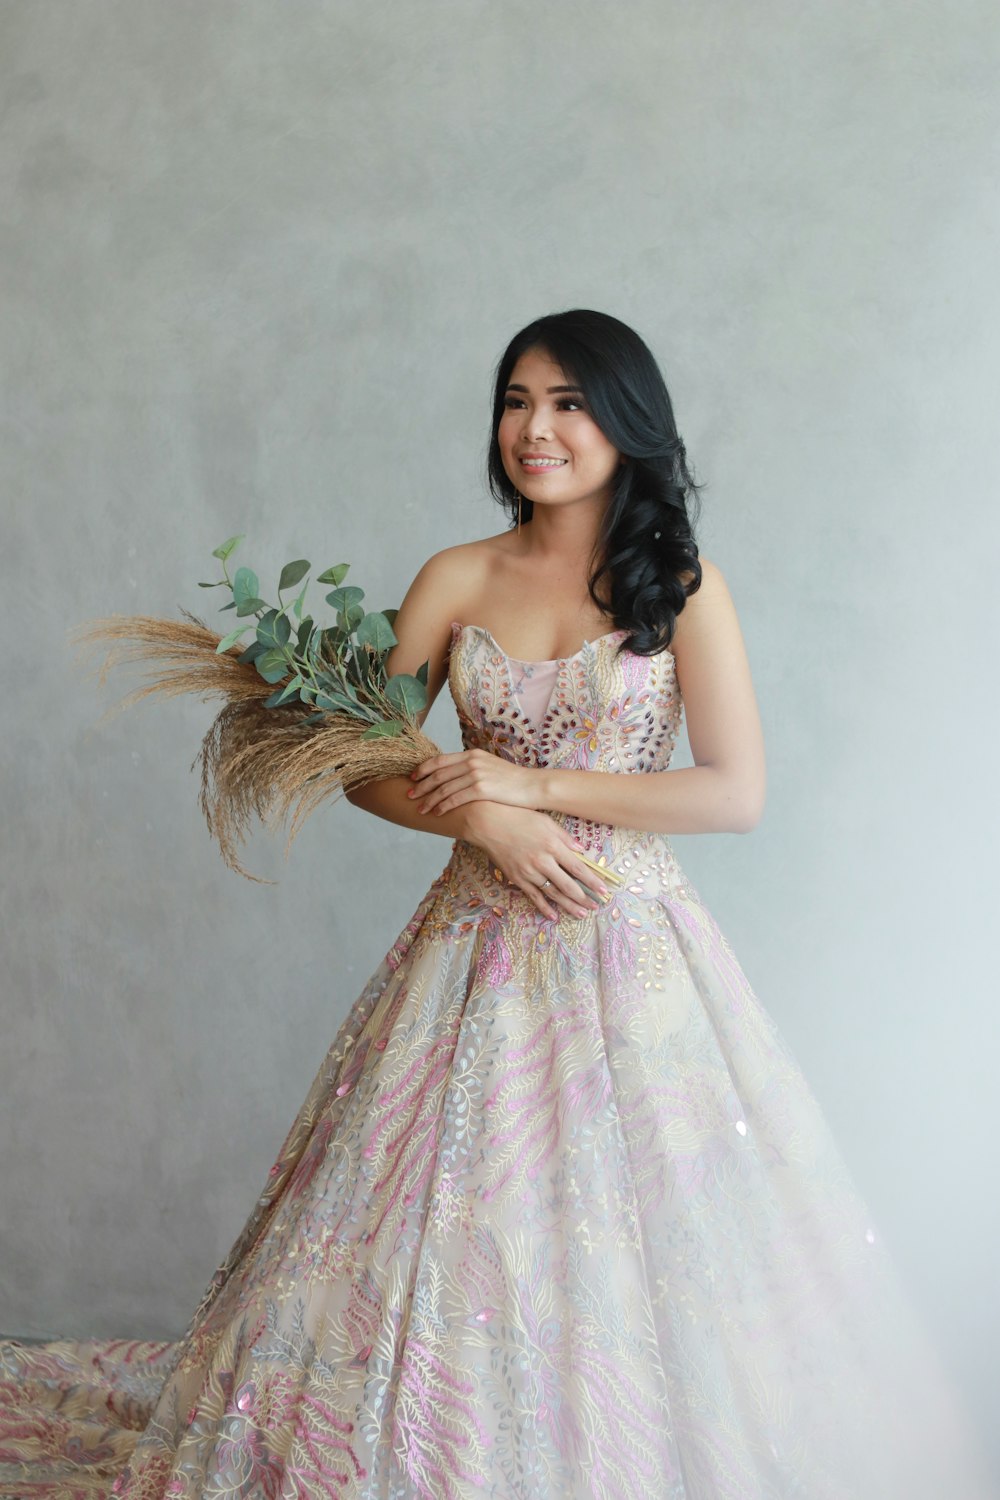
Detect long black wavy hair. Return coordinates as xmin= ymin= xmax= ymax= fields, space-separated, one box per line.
xmin=486 ymin=308 xmax=704 ymax=657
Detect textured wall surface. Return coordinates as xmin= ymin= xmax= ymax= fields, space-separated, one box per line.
xmin=2 ymin=0 xmax=997 ymax=1465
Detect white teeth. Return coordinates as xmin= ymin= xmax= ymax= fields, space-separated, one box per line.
xmin=522 ymin=458 xmax=566 ymax=468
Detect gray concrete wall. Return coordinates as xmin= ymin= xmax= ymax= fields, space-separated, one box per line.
xmin=2 ymin=0 xmax=997 ymax=1465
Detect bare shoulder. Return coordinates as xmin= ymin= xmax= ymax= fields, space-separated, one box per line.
xmin=400 ymin=530 xmax=512 ymax=613
xmin=384 ymin=531 xmax=511 ymax=711
xmin=672 ymin=555 xmax=737 ymax=636
xmin=669 ymin=555 xmax=757 ymax=684
xmin=684 ymin=554 xmax=726 ymax=594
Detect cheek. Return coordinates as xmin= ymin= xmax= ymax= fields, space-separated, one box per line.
xmin=588 ymin=435 xmax=621 ymax=471
xmin=574 ymin=420 xmax=613 ymax=462
xmin=497 ymin=413 xmax=517 ymax=446
xmin=498 ymin=438 xmax=516 ymax=468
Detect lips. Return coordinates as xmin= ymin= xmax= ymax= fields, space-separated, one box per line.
xmin=520 ymin=456 xmax=567 ymax=469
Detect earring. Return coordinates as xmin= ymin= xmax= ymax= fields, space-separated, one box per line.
xmin=515 ymin=489 xmax=522 ymax=534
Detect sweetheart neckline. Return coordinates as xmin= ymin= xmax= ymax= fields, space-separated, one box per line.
xmin=450 ymin=620 xmax=678 ymax=744
xmin=452 ymin=620 xmax=633 ymax=667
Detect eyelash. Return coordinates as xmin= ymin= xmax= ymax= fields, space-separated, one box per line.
xmin=503 ymin=396 xmax=584 ymax=412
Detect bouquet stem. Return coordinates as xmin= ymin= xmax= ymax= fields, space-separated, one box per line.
xmin=573 ymin=852 xmax=625 ymax=889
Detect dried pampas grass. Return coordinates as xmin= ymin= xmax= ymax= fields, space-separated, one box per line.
xmin=70 ymin=610 xmax=441 ymax=883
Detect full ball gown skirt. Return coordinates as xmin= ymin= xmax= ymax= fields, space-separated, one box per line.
xmin=0 ymin=620 xmax=993 ymax=1500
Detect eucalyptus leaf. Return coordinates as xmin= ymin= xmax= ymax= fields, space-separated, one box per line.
xmin=415 ymin=659 xmax=429 ymax=687
xmin=279 ymin=559 xmax=310 ymax=591
xmin=198 ymin=581 xmax=225 ymax=588
xmin=325 ymin=585 xmax=364 ymax=613
xmin=317 ymin=563 xmax=350 ymax=585
xmin=340 ymin=603 xmax=365 ymax=632
xmin=233 ymin=566 xmax=260 ymax=606
xmin=305 ymin=628 xmax=324 ymax=666
xmin=385 ymin=673 xmax=427 ymax=718
xmin=296 ymin=617 xmax=314 ymax=652
xmin=361 ymin=719 xmax=404 ymax=740
xmin=211 ymin=534 xmax=244 ymax=562
xmin=315 ymin=672 xmax=357 ymax=702
xmin=356 ymin=611 xmax=398 ymax=652
xmin=257 ymin=609 xmax=291 ymax=649
xmin=237 ymin=640 xmax=266 ymax=664
xmin=315 ymin=690 xmax=364 ymax=715
xmin=216 ymin=626 xmax=252 ymax=654
xmin=219 ymin=599 xmax=237 ymax=612
xmin=264 ymin=675 xmax=305 ymax=707
xmin=292 ymin=580 xmax=309 ymax=620
xmin=235 ymin=595 xmax=268 ymax=617
xmin=381 ymin=607 xmax=399 ymax=626
xmin=255 ymin=648 xmax=291 ymax=684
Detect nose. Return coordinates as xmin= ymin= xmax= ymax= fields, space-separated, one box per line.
xmin=521 ymin=407 xmax=553 ymax=440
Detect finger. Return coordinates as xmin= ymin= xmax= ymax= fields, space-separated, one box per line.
xmin=561 ymin=845 xmax=612 ymax=904
xmin=409 ymin=768 xmax=463 ymax=803
xmin=517 ymin=875 xmax=559 ymax=921
xmin=566 ymin=862 xmax=612 ymax=905
xmin=410 ymin=752 xmax=464 ymax=785
xmin=408 ymin=758 xmax=438 ymax=783
xmin=427 ymin=788 xmax=479 ymax=816
xmin=409 ymin=766 xmax=448 ymax=792
xmin=418 ymin=774 xmax=476 ymax=813
xmin=532 ymin=894 xmax=559 ymax=920
xmin=548 ymin=871 xmax=596 ymax=919
xmin=548 ymin=858 xmax=607 ymax=908
xmin=533 ymin=866 xmax=592 ymax=920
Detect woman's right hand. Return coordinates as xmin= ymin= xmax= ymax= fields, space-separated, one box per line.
xmin=459 ymin=801 xmax=611 ymax=921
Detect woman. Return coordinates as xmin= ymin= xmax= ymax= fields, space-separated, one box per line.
xmin=0 ymin=310 xmax=992 ymax=1499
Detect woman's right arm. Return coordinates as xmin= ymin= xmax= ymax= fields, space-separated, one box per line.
xmin=343 ymin=547 xmax=467 ymax=831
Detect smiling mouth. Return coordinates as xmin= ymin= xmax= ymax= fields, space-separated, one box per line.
xmin=520 ymin=458 xmax=568 ymax=470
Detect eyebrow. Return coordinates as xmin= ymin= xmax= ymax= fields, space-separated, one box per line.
xmin=505 ymin=383 xmax=583 ymax=394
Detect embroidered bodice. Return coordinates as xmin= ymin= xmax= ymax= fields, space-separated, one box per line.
xmin=447 ymin=620 xmax=682 ymax=776
xmin=443 ymin=619 xmax=686 ymax=906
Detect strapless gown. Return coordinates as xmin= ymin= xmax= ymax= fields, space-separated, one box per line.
xmin=0 ymin=620 xmax=993 ymax=1499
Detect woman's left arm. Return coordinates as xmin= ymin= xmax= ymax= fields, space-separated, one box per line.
xmin=408 ymin=559 xmax=767 ymax=836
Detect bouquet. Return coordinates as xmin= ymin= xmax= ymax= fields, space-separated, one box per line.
xmin=72 ymin=534 xmax=625 ymax=893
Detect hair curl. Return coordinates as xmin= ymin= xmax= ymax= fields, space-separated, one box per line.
xmin=486 ymin=308 xmax=704 ymax=657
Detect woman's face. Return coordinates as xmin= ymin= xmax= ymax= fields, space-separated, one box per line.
xmin=498 ymin=346 xmax=622 ymax=514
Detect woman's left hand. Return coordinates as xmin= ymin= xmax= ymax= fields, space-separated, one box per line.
xmin=407 ymin=749 xmax=544 ymax=815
